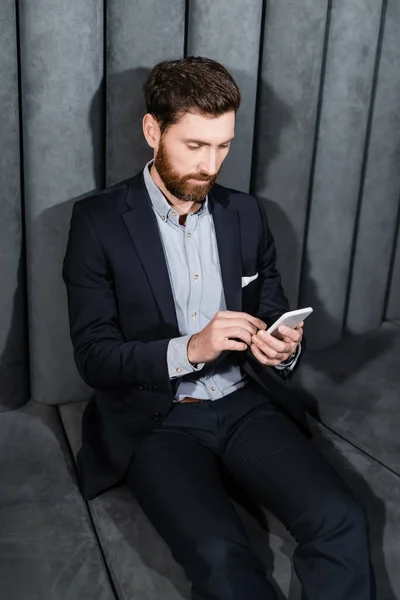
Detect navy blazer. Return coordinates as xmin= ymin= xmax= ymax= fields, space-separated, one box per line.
xmin=63 ymin=170 xmax=310 ymax=500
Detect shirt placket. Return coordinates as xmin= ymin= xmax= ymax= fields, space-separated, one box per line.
xmin=186 ymin=214 xmax=223 ymax=400
xmin=184 ymin=214 xmax=201 ymax=337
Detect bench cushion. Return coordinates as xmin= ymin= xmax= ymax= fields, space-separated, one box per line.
xmin=0 ymin=400 xmax=115 ymax=600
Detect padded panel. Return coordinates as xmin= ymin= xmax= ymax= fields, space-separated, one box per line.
xmin=252 ymin=0 xmax=327 ymax=307
xmin=387 ymin=228 xmax=400 ymax=321
xmin=0 ymin=400 xmax=115 ymax=600
xmin=19 ymin=0 xmax=103 ymax=404
xmin=106 ymin=0 xmax=185 ymax=185
xmin=300 ymin=0 xmax=383 ymax=348
xmin=296 ymin=321 xmax=400 ymax=476
xmin=187 ymin=0 xmax=263 ymax=193
xmin=0 ymin=1 xmax=28 ymax=412
xmin=347 ymin=0 xmax=400 ymax=333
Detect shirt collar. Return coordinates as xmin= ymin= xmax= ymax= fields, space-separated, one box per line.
xmin=143 ymin=160 xmax=208 ymax=222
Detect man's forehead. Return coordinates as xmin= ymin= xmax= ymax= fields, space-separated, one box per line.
xmin=174 ymin=110 xmax=235 ymax=141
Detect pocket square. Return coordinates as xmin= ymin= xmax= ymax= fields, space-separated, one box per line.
xmin=241 ymin=273 xmax=258 ymax=288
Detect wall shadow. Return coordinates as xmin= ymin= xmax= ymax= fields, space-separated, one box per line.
xmin=0 ymin=243 xmax=29 ymax=412
xmin=90 ymin=67 xmax=152 ymax=189
xmin=251 ymin=77 xmax=338 ymax=349
xmin=29 ymin=194 xmax=95 ymax=405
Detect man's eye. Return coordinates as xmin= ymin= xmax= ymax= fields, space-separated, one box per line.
xmin=188 ymin=145 xmax=201 ymax=151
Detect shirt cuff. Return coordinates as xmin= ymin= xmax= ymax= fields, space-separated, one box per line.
xmin=274 ymin=343 xmax=301 ymax=371
xmin=167 ymin=335 xmax=205 ymax=379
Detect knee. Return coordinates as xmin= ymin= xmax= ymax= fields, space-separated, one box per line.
xmin=195 ymin=537 xmax=244 ymax=572
xmin=188 ymin=536 xmax=260 ymax=581
xmin=322 ymin=493 xmax=367 ymax=537
xmin=335 ymin=495 xmax=368 ymax=536
xmin=301 ymin=491 xmax=368 ymax=543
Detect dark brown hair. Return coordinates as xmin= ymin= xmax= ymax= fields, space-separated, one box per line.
xmin=144 ymin=56 xmax=241 ymax=133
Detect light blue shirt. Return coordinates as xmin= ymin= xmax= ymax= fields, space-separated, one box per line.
xmin=143 ymin=161 xmax=298 ymax=402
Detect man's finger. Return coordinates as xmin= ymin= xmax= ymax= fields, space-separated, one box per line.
xmin=250 ymin=343 xmax=281 ymax=366
xmin=256 ymin=330 xmax=290 ymax=353
xmin=221 ymin=311 xmax=267 ymax=330
xmin=277 ymin=325 xmax=302 ymax=343
xmin=219 ymin=318 xmax=259 ymax=336
xmin=224 ymin=326 xmax=253 ymax=346
xmin=252 ymin=335 xmax=292 ymax=361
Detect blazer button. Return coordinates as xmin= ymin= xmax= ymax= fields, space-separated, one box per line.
xmin=152 ymin=412 xmax=162 ymax=422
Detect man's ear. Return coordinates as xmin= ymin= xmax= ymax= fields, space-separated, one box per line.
xmin=142 ymin=113 xmax=161 ymax=149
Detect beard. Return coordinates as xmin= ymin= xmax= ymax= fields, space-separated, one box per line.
xmin=154 ymin=140 xmax=218 ymax=203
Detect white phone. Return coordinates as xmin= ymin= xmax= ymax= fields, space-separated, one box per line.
xmin=266 ymin=307 xmax=313 ymax=339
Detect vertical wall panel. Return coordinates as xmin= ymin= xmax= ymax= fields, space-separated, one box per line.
xmin=107 ymin=0 xmax=185 ymax=185
xmin=253 ymin=0 xmax=327 ymax=307
xmin=20 ymin=0 xmax=104 ymax=403
xmin=187 ymin=0 xmax=263 ymax=193
xmin=347 ymin=0 xmax=400 ymax=333
xmin=300 ymin=0 xmax=383 ymax=348
xmin=0 ymin=1 xmax=28 ymax=411
xmin=387 ymin=227 xmax=400 ymax=320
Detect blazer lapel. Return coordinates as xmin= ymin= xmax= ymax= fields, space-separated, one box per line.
xmin=121 ymin=173 xmax=179 ymax=337
xmin=210 ymin=191 xmax=242 ymax=312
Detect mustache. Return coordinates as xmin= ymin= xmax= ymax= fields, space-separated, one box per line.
xmin=185 ymin=174 xmax=216 ymax=182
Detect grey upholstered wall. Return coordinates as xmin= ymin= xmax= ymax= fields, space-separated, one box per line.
xmin=0 ymin=1 xmax=28 ymax=411
xmin=1 ymin=0 xmax=399 ymax=409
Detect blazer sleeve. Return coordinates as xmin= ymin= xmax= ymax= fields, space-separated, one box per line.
xmin=244 ymin=196 xmax=305 ymax=381
xmin=62 ymin=201 xmax=173 ymax=394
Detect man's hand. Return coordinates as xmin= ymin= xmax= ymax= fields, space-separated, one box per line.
xmin=250 ymin=322 xmax=304 ymax=367
xmin=187 ymin=311 xmax=267 ymax=365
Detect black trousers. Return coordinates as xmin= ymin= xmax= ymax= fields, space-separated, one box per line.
xmin=125 ymin=382 xmax=375 ymax=600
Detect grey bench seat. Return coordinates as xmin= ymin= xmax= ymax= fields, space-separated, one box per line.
xmin=0 ymin=400 xmax=115 ymax=600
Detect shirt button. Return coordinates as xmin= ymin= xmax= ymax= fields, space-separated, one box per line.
xmin=161 ymin=215 xmax=166 ymax=221
xmin=192 ymin=312 xmax=197 ymax=318
xmin=187 ymin=233 xmax=192 ymax=238
xmin=210 ymin=386 xmax=216 ymax=392
xmin=172 ymin=211 xmax=177 ymax=216
xmin=176 ymin=367 xmax=182 ymax=374
xmin=194 ymin=274 xmax=199 ymax=280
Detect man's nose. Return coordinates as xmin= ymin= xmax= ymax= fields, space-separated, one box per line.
xmin=200 ymin=150 xmax=219 ymax=177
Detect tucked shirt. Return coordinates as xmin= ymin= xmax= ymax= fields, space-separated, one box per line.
xmin=143 ymin=161 xmax=299 ymax=402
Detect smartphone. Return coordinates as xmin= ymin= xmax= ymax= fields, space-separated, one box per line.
xmin=266 ymin=307 xmax=313 ymax=339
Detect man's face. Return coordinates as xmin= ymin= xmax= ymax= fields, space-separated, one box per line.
xmin=154 ymin=111 xmax=235 ymax=203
